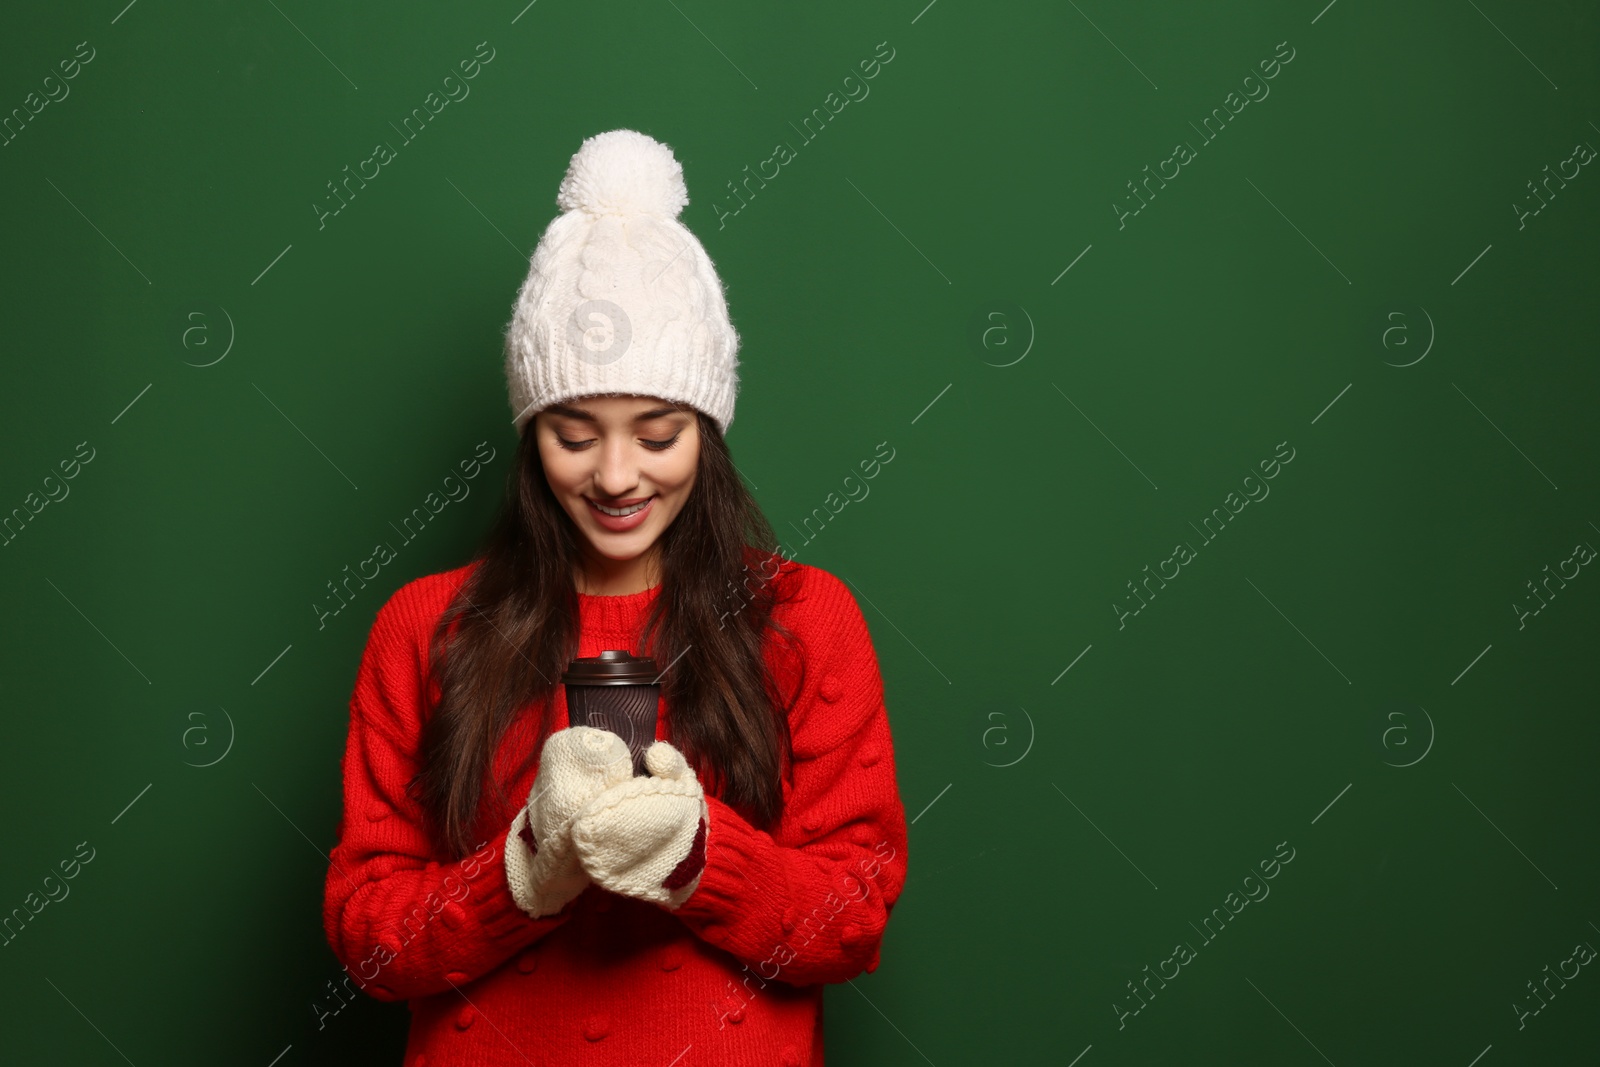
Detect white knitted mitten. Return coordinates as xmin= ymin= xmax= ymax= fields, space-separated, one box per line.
xmin=504 ymin=726 xmax=635 ymax=919
xmin=571 ymin=739 xmax=710 ymax=911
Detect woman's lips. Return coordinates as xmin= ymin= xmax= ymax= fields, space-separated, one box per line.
xmin=586 ymin=495 xmax=654 ymax=532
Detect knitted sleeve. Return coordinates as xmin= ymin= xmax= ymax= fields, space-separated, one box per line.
xmin=672 ymin=567 xmax=909 ymax=991
xmin=321 ymin=579 xmax=571 ymax=1002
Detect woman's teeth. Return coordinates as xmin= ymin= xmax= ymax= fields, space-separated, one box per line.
xmin=593 ymin=499 xmax=650 ymax=516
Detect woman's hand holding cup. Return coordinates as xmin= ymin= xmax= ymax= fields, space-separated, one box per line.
xmin=570 ymin=739 xmax=710 ymax=911
xmin=505 ymin=726 xmax=635 ymax=918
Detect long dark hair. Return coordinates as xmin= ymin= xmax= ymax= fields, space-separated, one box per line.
xmin=411 ymin=409 xmax=804 ymax=860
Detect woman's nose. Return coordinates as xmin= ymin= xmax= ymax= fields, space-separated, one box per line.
xmin=593 ymin=439 xmax=640 ymax=496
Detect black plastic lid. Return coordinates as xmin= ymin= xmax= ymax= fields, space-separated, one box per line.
xmin=561 ymin=649 xmax=662 ymax=685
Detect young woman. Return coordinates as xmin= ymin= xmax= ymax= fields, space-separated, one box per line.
xmin=322 ymin=129 xmax=909 ymax=1066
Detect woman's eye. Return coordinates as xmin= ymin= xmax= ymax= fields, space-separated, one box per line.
xmin=556 ymin=434 xmax=680 ymax=452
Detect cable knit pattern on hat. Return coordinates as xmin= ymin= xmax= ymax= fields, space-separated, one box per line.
xmin=504 ymin=128 xmax=741 ymax=435
xmin=322 ymin=556 xmax=908 ymax=1066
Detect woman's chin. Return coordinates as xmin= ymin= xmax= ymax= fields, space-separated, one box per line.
xmin=580 ymin=531 xmax=655 ymax=562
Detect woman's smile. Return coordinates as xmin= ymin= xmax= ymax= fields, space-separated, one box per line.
xmin=586 ymin=495 xmax=655 ymax=530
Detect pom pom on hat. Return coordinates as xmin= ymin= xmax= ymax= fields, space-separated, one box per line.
xmin=556 ymin=128 xmax=690 ymax=219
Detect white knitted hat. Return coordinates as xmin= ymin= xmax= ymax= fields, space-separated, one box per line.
xmin=503 ymin=129 xmax=740 ymax=436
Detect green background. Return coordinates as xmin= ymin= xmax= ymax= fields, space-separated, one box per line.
xmin=3 ymin=0 xmax=1598 ymax=1062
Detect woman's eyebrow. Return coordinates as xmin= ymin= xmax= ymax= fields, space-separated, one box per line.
xmin=545 ymin=403 xmax=685 ymax=423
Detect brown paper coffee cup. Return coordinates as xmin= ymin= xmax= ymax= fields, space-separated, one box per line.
xmin=562 ymin=650 xmax=661 ymax=778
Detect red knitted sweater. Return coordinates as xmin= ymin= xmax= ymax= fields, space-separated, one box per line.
xmin=321 ymin=556 xmax=909 ymax=1066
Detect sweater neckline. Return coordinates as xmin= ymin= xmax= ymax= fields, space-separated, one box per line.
xmin=576 ymin=583 xmax=660 ymax=599
xmin=576 ymin=582 xmax=661 ymax=636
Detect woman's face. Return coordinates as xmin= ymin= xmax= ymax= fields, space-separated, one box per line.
xmin=534 ymin=395 xmax=700 ymax=582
